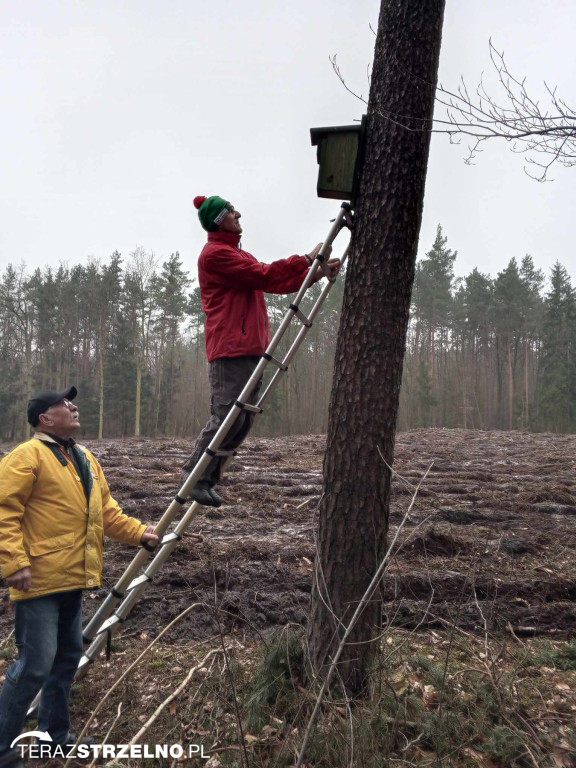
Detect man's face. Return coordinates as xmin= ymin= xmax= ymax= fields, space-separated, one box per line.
xmin=219 ymin=205 xmax=242 ymax=235
xmin=38 ymin=398 xmax=81 ymax=438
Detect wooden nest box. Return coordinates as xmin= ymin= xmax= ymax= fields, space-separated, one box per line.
xmin=310 ymin=116 xmax=366 ymax=204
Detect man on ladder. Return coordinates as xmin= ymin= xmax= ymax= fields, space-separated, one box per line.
xmin=181 ymin=195 xmax=341 ymax=507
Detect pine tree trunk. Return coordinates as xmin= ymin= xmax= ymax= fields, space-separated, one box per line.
xmin=462 ymin=344 xmax=468 ymax=429
xmin=24 ymin=333 xmax=33 ymax=440
xmin=412 ymin=321 xmax=421 ymax=426
xmin=154 ymin=327 xmax=166 ymax=435
xmin=135 ymin=360 xmax=142 ymax=437
xmin=524 ymin=340 xmax=530 ymax=428
xmin=507 ymin=338 xmax=514 ymax=430
xmin=310 ymin=332 xmax=318 ymax=432
xmin=308 ymin=0 xmax=445 ymax=696
xmin=429 ymin=317 xmax=436 ymax=426
xmin=98 ymin=346 xmax=104 ymax=440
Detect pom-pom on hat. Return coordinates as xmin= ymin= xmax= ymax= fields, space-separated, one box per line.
xmin=194 ymin=195 xmax=231 ymax=232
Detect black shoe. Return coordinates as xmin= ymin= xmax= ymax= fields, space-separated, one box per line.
xmin=189 ymin=481 xmax=218 ymax=507
xmin=0 ymin=749 xmax=26 ymax=768
xmin=208 ymin=487 xmax=223 ymax=507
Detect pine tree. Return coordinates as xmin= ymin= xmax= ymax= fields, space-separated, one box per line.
xmin=462 ymin=268 xmax=493 ymax=426
xmin=412 ymin=225 xmax=456 ymax=423
xmin=152 ymin=253 xmax=191 ymax=434
xmin=492 ymin=258 xmax=526 ymax=429
xmin=0 ymin=264 xmax=36 ymax=439
xmin=308 ymin=0 xmax=446 ymax=695
xmin=93 ymin=253 xmax=123 ymax=439
xmin=519 ymin=255 xmax=544 ymax=427
xmin=124 ymin=248 xmax=158 ymax=436
xmin=538 ymin=262 xmax=575 ymax=432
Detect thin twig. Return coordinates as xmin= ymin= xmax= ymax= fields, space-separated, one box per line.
xmin=128 ymin=649 xmax=221 ymax=744
xmin=214 ymin=611 xmax=251 ymax=768
xmin=86 ymin=703 xmax=122 ymax=768
xmin=62 ymin=602 xmax=205 ymax=768
xmin=0 ymin=629 xmax=14 ymax=649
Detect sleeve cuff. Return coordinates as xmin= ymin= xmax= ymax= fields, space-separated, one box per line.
xmin=1 ymin=558 xmax=31 ymax=579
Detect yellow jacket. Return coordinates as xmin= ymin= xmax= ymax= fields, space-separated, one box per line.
xmin=0 ymin=434 xmax=147 ymax=601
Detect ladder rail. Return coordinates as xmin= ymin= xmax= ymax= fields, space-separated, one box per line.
xmin=82 ymin=496 xmax=204 ymax=641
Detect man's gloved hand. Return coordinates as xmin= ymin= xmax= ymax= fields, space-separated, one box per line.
xmin=6 ymin=566 xmax=32 ymax=592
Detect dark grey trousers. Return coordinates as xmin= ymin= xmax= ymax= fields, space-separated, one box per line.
xmin=182 ymin=356 xmax=262 ymax=484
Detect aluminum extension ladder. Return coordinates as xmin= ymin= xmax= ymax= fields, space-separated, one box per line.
xmin=76 ymin=202 xmax=354 ymax=681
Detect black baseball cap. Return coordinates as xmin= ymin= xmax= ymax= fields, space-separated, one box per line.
xmin=27 ymin=386 xmax=78 ymax=427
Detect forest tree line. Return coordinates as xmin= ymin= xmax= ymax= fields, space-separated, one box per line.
xmin=0 ymin=228 xmax=574 ymax=442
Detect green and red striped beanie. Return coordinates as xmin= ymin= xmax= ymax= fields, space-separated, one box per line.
xmin=193 ymin=195 xmax=231 ymax=232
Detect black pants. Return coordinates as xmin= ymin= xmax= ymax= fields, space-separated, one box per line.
xmin=183 ymin=356 xmax=262 ymax=484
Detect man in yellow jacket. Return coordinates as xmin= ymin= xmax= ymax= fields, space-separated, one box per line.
xmin=0 ymin=387 xmax=158 ymax=768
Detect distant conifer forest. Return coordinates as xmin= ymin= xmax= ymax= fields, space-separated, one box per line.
xmin=1 ymin=228 xmax=574 ymax=442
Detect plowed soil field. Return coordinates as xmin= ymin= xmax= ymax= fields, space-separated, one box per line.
xmin=2 ymin=429 xmax=575 ymax=642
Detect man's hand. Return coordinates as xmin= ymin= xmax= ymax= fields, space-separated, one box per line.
xmin=141 ymin=526 xmax=159 ymax=546
xmin=305 ymin=242 xmax=333 ymax=264
xmin=305 ymin=243 xmax=341 ymax=278
xmin=6 ymin=567 xmax=32 ymax=592
xmin=325 ymin=258 xmax=342 ymax=280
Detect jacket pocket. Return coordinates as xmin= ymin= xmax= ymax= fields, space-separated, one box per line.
xmin=29 ymin=532 xmax=75 ymax=557
xmin=241 ymin=317 xmax=246 ymax=335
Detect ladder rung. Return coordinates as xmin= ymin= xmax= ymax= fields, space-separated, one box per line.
xmin=127 ymin=573 xmax=152 ymax=591
xmin=235 ymin=400 xmax=263 ymax=414
xmin=263 ymin=353 xmax=288 ymax=371
xmin=320 ymin=263 xmax=334 ymax=280
xmin=98 ymin=614 xmax=121 ymax=634
xmin=313 ymin=253 xmax=335 ymax=281
xmin=205 ymin=447 xmax=237 ymax=459
xmin=289 ymin=304 xmax=312 ymax=328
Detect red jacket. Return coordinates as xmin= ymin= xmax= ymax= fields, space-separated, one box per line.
xmin=198 ymin=231 xmax=311 ymax=362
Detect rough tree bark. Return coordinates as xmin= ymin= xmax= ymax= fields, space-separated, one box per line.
xmin=308 ymin=0 xmax=445 ymax=695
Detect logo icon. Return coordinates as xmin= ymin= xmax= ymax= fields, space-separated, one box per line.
xmin=11 ymin=731 xmax=52 ymax=749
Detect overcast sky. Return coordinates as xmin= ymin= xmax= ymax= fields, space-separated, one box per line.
xmin=1 ymin=1 xmax=574 ymax=287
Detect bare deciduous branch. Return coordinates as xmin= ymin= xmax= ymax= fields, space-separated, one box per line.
xmin=332 ymin=40 xmax=576 ymax=181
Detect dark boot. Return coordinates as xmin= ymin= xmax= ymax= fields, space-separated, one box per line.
xmin=180 ymin=470 xmax=222 ymax=507
xmin=65 ymin=733 xmax=96 ymax=747
xmin=208 ymin=486 xmax=223 ymax=507
xmin=189 ymin=481 xmax=218 ymax=507
xmin=63 ymin=733 xmax=96 ymax=752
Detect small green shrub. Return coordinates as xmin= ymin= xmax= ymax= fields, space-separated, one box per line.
xmin=409 ymin=653 xmax=446 ymax=688
xmin=536 ymin=639 xmax=576 ymax=671
xmin=482 ymin=725 xmax=529 ymax=765
xmin=245 ymin=627 xmax=305 ymax=732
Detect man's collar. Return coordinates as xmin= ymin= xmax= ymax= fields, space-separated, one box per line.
xmin=34 ymin=431 xmax=76 ymax=450
xmin=207 ymin=230 xmax=241 ymax=247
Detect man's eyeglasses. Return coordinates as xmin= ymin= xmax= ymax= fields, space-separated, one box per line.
xmin=50 ymin=399 xmax=75 ymax=410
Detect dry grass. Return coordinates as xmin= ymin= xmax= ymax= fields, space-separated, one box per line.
xmin=13 ymin=618 xmax=574 ymax=768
